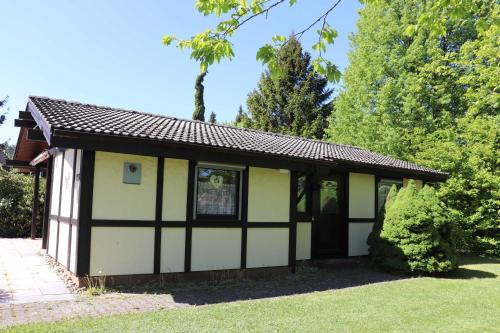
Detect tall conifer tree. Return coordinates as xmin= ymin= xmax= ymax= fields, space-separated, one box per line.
xmin=193 ymin=71 xmax=207 ymax=121
xmin=245 ymin=36 xmax=333 ymax=139
xmin=208 ymin=112 xmax=217 ymax=124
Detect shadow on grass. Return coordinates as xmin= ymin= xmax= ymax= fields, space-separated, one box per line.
xmin=443 ymin=267 xmax=496 ymax=280
xmin=442 ymin=255 xmax=499 ymax=280
xmin=106 ymin=256 xmax=498 ymax=306
xmin=112 ymin=264 xmax=407 ymax=306
xmin=458 ymin=255 xmax=500 ymax=266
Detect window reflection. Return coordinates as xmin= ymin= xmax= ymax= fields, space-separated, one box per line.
xmin=196 ymin=168 xmax=239 ymax=216
xmin=377 ymin=179 xmax=403 ymax=214
xmin=320 ymin=180 xmax=338 ymax=214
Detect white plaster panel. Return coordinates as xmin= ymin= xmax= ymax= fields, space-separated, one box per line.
xmin=92 ymin=151 xmax=157 ymax=220
xmin=47 ymin=219 xmax=58 ymax=258
xmin=247 ymin=228 xmax=289 ymax=268
xmin=248 ymin=167 xmax=290 ymax=222
xmin=162 ymin=158 xmax=188 ymax=221
xmin=191 ymin=228 xmax=241 ymax=271
xmin=50 ymin=152 xmax=63 ymax=215
xmin=160 ymin=228 xmax=185 ymax=273
xmin=90 ymin=227 xmax=155 ymax=276
xmin=348 ymin=222 xmax=374 ymax=256
xmin=69 ymin=224 xmax=78 ymax=273
xmin=72 ymin=150 xmax=82 ymax=219
xmin=60 ymin=149 xmax=75 ymax=218
xmin=57 ymin=222 xmax=70 ymax=266
xmin=296 ymin=222 xmax=311 ymax=260
xmin=348 ymin=173 xmax=375 ymax=219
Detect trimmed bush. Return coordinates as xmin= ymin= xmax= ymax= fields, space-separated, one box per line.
xmin=0 ymin=168 xmax=45 ymax=237
xmin=369 ymin=180 xmax=457 ymax=275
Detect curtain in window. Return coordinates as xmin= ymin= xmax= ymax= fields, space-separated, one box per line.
xmin=196 ymin=168 xmax=238 ymax=216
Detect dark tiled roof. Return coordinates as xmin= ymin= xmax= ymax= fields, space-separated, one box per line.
xmin=27 ymin=96 xmax=447 ymax=178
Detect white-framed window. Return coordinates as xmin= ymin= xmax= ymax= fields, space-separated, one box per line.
xmin=194 ymin=162 xmax=244 ymax=221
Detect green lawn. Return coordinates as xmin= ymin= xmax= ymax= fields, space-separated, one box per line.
xmin=3 ymin=256 xmax=499 ymax=333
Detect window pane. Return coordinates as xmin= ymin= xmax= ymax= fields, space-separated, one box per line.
xmin=320 ymin=180 xmax=338 ymax=214
xmin=197 ymin=168 xmax=238 ymax=216
xmin=297 ymin=175 xmax=307 ymax=213
xmin=377 ymin=179 xmax=402 ymax=213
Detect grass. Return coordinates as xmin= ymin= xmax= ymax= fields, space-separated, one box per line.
xmin=3 ymin=256 xmax=499 ymax=333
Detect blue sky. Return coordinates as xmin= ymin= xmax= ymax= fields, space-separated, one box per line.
xmin=0 ymin=0 xmax=362 ymax=144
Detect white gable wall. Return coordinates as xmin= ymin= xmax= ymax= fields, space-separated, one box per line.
xmin=47 ymin=149 xmax=81 ymax=272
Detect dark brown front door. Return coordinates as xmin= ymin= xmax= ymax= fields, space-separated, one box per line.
xmin=312 ymin=174 xmax=347 ymax=258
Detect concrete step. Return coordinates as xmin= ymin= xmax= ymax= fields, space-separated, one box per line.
xmin=311 ymin=257 xmax=366 ymax=270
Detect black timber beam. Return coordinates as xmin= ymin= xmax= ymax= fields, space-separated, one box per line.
xmin=50 ymin=129 xmax=448 ymax=181
xmin=76 ymin=150 xmax=95 ymax=276
xmin=6 ymin=159 xmax=30 ymax=167
xmin=51 ymin=130 xmax=318 ymax=173
xmin=14 ymin=119 xmax=36 ymax=128
xmin=6 ymin=159 xmax=46 ymax=169
xmin=42 ymin=157 xmax=53 ymax=249
xmin=18 ymin=111 xmax=34 ymax=120
xmin=31 ymin=165 xmax=40 ymax=239
xmin=27 ymin=129 xmax=46 ymax=141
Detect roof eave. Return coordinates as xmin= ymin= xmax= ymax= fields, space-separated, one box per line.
xmin=50 ymin=129 xmax=448 ymax=181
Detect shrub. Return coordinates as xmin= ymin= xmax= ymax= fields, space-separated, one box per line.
xmin=0 ymin=168 xmax=45 ymax=237
xmin=369 ymin=180 xmax=457 ymax=275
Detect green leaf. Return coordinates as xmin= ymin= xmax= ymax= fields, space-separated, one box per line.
xmin=162 ymin=35 xmax=176 ymax=46
xmin=256 ymin=44 xmax=275 ymax=63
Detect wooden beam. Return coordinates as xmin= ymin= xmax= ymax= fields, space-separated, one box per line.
xmin=42 ymin=157 xmax=53 ymax=249
xmin=30 ymin=149 xmax=53 ymax=166
xmin=6 ymin=159 xmax=46 ymax=169
xmin=18 ymin=111 xmax=34 ymax=120
xmin=76 ymin=150 xmax=95 ymax=276
xmin=6 ymin=159 xmax=30 ymax=167
xmin=31 ymin=165 xmax=40 ymax=239
xmin=14 ymin=119 xmax=36 ymax=128
xmin=154 ymin=157 xmax=164 ymax=274
xmin=27 ymin=129 xmax=46 ymax=141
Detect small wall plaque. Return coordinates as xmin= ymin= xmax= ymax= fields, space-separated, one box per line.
xmin=123 ymin=162 xmax=142 ymax=184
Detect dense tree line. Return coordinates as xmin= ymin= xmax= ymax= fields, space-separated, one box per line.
xmin=230 ymin=0 xmax=498 ymax=256
xmin=328 ymin=0 xmax=498 ymax=255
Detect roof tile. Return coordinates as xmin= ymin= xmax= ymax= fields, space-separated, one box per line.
xmin=28 ymin=96 xmax=446 ymax=177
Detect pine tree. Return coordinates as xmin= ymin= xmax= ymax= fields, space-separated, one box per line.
xmin=245 ymin=35 xmax=333 ymax=139
xmin=233 ymin=105 xmax=252 ymax=128
xmin=208 ymin=112 xmax=216 ymax=124
xmin=193 ymin=71 xmax=207 ymax=121
xmin=235 ymin=105 xmax=244 ymax=123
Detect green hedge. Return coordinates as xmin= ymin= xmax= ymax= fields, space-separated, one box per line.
xmin=0 ymin=168 xmax=45 ymax=238
xmin=369 ymin=180 xmax=457 ymax=275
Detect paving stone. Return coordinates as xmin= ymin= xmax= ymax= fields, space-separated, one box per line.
xmin=0 ymin=238 xmax=74 ymax=305
xmin=0 ymin=238 xmax=404 ymax=329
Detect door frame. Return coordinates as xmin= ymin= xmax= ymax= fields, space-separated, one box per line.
xmin=311 ymin=171 xmax=348 ymax=259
